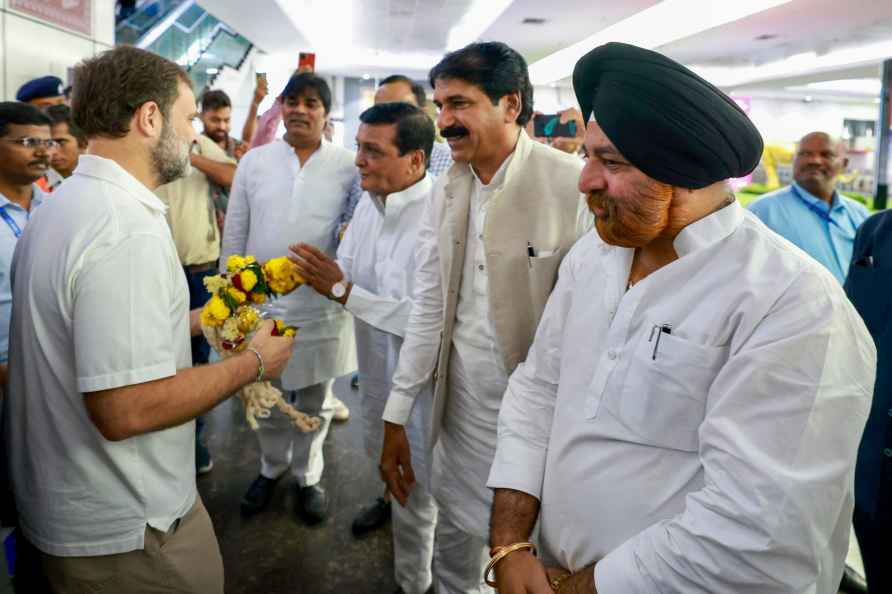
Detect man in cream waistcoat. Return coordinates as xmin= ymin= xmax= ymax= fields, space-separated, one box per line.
xmin=379 ymin=41 xmax=589 ymax=594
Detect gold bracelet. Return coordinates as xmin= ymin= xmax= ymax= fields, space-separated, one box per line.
xmin=550 ymin=572 xmax=571 ymax=592
xmin=483 ymin=542 xmax=537 ymax=587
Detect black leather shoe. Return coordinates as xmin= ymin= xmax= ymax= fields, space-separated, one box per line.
xmin=297 ymin=484 xmax=329 ymax=524
xmin=240 ymin=475 xmax=279 ymax=515
xmin=839 ymin=565 xmax=868 ymax=594
xmin=351 ymin=497 xmax=392 ymax=536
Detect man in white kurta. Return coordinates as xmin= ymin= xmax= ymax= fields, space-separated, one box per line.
xmin=379 ymin=43 xmax=587 ymax=594
xmin=291 ymin=102 xmax=437 ymax=594
xmin=487 ymin=42 xmax=876 ymax=594
xmin=221 ymin=73 xmax=357 ymax=523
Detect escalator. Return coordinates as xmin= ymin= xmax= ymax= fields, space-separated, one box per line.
xmin=115 ymin=0 xmax=253 ymax=93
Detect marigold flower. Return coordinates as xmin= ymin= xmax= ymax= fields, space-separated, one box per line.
xmin=263 ymin=257 xmax=304 ymax=295
xmin=250 ymin=292 xmax=266 ymax=304
xmin=221 ymin=318 xmax=241 ymax=341
xmin=239 ymin=269 xmax=258 ymax=292
xmin=228 ymin=288 xmax=247 ymax=304
xmin=200 ymin=305 xmax=222 ymax=327
xmin=207 ymin=295 xmax=230 ymax=321
xmin=203 ymin=274 xmax=229 ymax=295
xmin=226 ymin=255 xmax=247 ymax=272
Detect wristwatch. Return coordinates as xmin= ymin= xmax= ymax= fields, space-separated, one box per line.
xmin=330 ymin=281 xmax=347 ymax=300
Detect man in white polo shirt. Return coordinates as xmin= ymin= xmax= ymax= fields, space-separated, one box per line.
xmin=3 ymin=46 xmax=294 ymax=593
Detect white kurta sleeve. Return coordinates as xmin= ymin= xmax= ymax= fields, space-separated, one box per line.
xmin=382 ymin=185 xmax=445 ymax=425
xmin=219 ymin=154 xmax=251 ymax=271
xmin=487 ymin=254 xmax=575 ymax=499
xmin=595 ymin=270 xmax=876 ymax=594
xmin=335 ymin=204 xmax=413 ymax=337
xmin=345 ymin=286 xmax=414 ymax=339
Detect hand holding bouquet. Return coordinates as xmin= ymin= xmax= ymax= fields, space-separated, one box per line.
xmin=201 ymin=255 xmax=320 ymax=432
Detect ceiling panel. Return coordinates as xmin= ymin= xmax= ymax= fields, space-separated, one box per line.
xmin=480 ymin=0 xmax=659 ymax=63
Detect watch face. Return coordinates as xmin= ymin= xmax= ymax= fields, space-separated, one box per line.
xmin=331 ymin=282 xmax=345 ymax=298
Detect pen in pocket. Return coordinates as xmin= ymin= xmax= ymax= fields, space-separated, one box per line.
xmin=648 ymin=323 xmax=672 ymax=360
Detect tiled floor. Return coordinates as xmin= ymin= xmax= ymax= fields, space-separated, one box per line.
xmin=199 ymin=375 xmax=398 ymax=594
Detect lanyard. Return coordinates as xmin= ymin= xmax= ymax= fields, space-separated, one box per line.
xmin=790 ymin=185 xmax=846 ymax=232
xmin=0 ymin=207 xmax=22 ymax=238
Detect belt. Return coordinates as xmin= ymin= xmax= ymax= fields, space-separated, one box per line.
xmin=184 ymin=261 xmax=218 ymax=274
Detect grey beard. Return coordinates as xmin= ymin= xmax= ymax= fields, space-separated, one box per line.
xmin=152 ymin=124 xmax=191 ymax=185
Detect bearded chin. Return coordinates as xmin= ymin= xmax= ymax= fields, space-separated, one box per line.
xmin=591 ymin=182 xmax=674 ymax=247
xmin=152 ymin=124 xmax=191 ymax=185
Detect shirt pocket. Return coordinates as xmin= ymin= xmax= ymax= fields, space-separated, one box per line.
xmin=617 ymin=330 xmax=728 ymax=452
xmin=528 ymin=251 xmax=561 ymax=320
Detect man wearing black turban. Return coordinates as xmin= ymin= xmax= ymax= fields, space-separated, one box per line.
xmin=485 ymin=43 xmax=875 ymax=594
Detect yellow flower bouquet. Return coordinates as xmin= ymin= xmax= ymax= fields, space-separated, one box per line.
xmin=201 ymin=255 xmax=320 ymax=432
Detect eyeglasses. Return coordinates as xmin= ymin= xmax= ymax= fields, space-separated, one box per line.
xmin=5 ymin=138 xmax=59 ymax=149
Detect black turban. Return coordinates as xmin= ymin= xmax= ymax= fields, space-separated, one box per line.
xmin=573 ymin=42 xmax=763 ymax=189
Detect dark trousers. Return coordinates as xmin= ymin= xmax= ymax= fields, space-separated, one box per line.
xmin=854 ymin=503 xmax=891 ymax=593
xmin=185 ymin=266 xmax=215 ymax=367
xmin=185 ymin=265 xmax=217 ymax=458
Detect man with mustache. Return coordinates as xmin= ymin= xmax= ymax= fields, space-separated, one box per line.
xmin=292 ymin=101 xmax=438 ymax=594
xmin=374 ymin=75 xmax=453 ymax=178
xmin=487 ymin=42 xmax=875 ymax=594
xmin=750 ymin=131 xmax=870 ymax=285
xmin=4 ymin=46 xmax=294 ymax=592
xmin=378 ymin=42 xmax=587 ymax=593
xmin=43 ymin=104 xmax=87 ymax=191
xmin=0 ymin=102 xmax=52 ymax=386
xmin=344 ymin=74 xmax=455 ymax=541
xmin=222 ymin=72 xmax=358 ymax=524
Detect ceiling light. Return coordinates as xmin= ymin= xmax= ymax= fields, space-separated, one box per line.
xmin=528 ymin=0 xmax=792 ymax=84
xmin=205 ymin=67 xmax=219 ymax=74
xmin=692 ymin=40 xmax=892 ymax=88
xmin=803 ymin=95 xmax=814 ymax=103
xmin=447 ymin=0 xmax=514 ymax=51
xmin=362 ymin=73 xmax=371 ymax=80
xmin=792 ymin=78 xmax=882 ymax=95
xmin=274 ymin=0 xmax=353 ymax=54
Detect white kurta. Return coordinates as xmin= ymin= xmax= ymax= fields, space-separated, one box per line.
xmin=337 ymin=174 xmax=434 ymax=486
xmin=433 ymin=153 xmax=514 ymax=538
xmin=221 ymin=139 xmax=358 ymax=389
xmin=488 ymin=201 xmax=877 ymax=594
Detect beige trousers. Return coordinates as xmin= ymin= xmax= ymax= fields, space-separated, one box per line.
xmin=41 ymin=497 xmax=223 ymax=594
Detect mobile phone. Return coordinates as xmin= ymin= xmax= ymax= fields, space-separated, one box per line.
xmin=298 ymin=52 xmax=316 ymax=72
xmin=533 ymin=114 xmax=577 ymax=138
